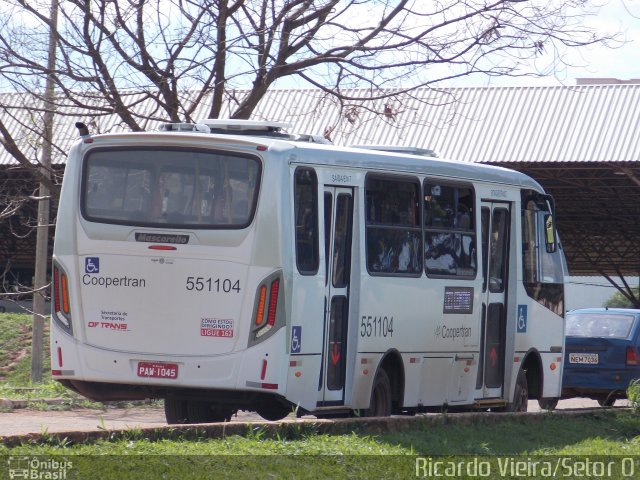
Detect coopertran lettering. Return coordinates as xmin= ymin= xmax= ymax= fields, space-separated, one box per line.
xmin=82 ymin=274 xmax=146 ymax=288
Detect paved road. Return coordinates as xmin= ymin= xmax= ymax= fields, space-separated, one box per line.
xmin=0 ymin=398 xmax=629 ymax=438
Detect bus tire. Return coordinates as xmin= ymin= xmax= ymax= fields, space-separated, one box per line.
xmin=364 ymin=368 xmax=392 ymax=417
xmin=256 ymin=403 xmax=291 ymax=421
xmin=164 ymin=398 xmax=189 ymax=424
xmin=506 ymin=369 xmax=528 ymax=412
xmin=207 ymin=405 xmax=236 ymax=422
xmin=189 ymin=400 xmax=235 ymax=423
xmin=538 ymin=397 xmax=559 ymax=411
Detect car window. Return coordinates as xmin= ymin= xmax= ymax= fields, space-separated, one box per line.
xmin=565 ymin=313 xmax=635 ymax=339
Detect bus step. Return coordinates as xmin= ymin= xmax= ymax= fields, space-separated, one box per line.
xmin=473 ymin=399 xmax=508 ymax=409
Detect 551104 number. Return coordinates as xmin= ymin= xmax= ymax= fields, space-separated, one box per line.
xmin=360 ymin=315 xmax=394 ymax=338
xmin=185 ymin=277 xmax=240 ymax=293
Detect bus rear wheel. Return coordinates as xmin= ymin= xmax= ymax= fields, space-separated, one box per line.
xmin=164 ymin=399 xmax=234 ymax=424
xmin=364 ymin=368 xmax=392 ymax=417
xmin=256 ymin=403 xmax=291 ymax=421
xmin=164 ymin=398 xmax=188 ymax=424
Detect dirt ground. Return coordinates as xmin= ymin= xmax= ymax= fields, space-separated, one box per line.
xmin=0 ymin=398 xmax=629 ymax=438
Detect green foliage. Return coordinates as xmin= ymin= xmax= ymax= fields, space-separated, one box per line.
xmin=0 ymin=313 xmax=50 ymax=383
xmin=2 ymin=410 xmax=640 ymax=457
xmin=0 ymin=313 xmax=160 ymax=410
xmin=604 ymin=287 xmax=640 ymax=308
xmin=0 ymin=314 xmax=32 ymax=369
xmin=628 ymin=379 xmax=640 ymax=413
xmin=1 ymin=412 xmax=640 ymax=479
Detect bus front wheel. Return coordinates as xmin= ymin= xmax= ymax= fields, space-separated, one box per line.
xmin=538 ymin=397 xmax=559 ymax=411
xmin=364 ymin=368 xmax=392 ymax=417
xmin=506 ymin=369 xmax=528 ymax=412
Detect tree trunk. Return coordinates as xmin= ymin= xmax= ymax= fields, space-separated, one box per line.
xmin=31 ymin=0 xmax=58 ymax=383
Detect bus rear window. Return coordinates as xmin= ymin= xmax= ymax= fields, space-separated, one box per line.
xmin=81 ymin=148 xmax=261 ymax=228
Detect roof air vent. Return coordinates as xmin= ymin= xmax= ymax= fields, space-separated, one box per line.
xmin=200 ymin=119 xmax=292 ymax=132
xmin=159 ymin=123 xmax=210 ymax=133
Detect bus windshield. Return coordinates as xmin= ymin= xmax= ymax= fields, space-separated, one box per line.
xmin=81 ymin=148 xmax=261 ymax=229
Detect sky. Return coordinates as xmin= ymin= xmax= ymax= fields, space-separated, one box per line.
xmin=270 ymin=0 xmax=640 ymax=90
xmin=467 ymin=0 xmax=640 ymax=87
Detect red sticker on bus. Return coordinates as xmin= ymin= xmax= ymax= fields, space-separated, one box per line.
xmin=200 ymin=318 xmax=234 ymax=337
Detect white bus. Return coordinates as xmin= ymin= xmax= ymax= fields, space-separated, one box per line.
xmin=50 ymin=120 xmax=566 ymax=423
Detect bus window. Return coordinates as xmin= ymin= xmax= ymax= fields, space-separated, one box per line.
xmin=481 ymin=207 xmax=490 ymax=292
xmin=365 ymin=175 xmax=421 ymax=275
xmin=324 ymin=192 xmax=333 ymax=281
xmin=82 ymin=148 xmax=260 ymax=229
xmin=332 ymin=194 xmax=353 ymax=288
xmin=521 ymin=192 xmax=564 ymax=315
xmin=294 ymin=168 xmax=319 ymax=274
xmin=488 ymin=208 xmax=509 ymax=293
xmin=424 ymin=182 xmax=476 ymax=277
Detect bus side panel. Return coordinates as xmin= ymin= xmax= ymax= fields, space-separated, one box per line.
xmin=285 ymin=256 xmax=326 ymax=411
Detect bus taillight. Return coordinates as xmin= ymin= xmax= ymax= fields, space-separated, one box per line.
xmin=52 ymin=262 xmax=73 ymax=334
xmin=252 ymin=273 xmax=283 ymax=342
xmin=53 ymin=266 xmax=61 ymax=313
xmin=61 ymin=272 xmax=70 ymax=315
xmin=255 ymin=285 xmax=267 ymax=326
xmin=267 ymin=279 xmax=280 ymax=327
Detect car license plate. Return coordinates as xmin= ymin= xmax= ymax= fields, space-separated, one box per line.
xmin=569 ymin=353 xmax=599 ymax=364
xmin=137 ymin=361 xmax=178 ymax=379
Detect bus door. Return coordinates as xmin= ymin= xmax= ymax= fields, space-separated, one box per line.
xmin=319 ymin=186 xmax=354 ymax=405
xmin=478 ymin=202 xmax=511 ymax=398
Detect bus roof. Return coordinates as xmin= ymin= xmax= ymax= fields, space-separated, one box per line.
xmin=74 ymin=128 xmax=544 ymax=192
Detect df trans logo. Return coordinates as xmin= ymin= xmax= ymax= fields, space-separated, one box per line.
xmin=85 ymin=257 xmax=100 ymax=274
xmin=7 ymin=456 xmax=73 ymax=479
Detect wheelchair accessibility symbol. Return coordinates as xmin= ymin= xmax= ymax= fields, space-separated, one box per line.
xmin=517 ymin=305 xmax=527 ymax=333
xmin=85 ymin=257 xmax=100 ymax=274
xmin=291 ymin=326 xmax=302 ymax=354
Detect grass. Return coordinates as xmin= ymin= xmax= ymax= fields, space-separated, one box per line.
xmin=0 ymin=313 xmax=50 ymax=384
xmin=2 ymin=312 xmax=640 ymax=479
xmin=4 ymin=410 xmax=640 ymax=455
xmin=0 ymin=314 xmax=158 ymax=409
xmin=0 ymin=313 xmax=77 ymax=406
xmin=1 ymin=411 xmax=639 ymax=479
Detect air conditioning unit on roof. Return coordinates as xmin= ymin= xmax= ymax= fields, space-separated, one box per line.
xmin=200 ymin=119 xmax=292 ymax=132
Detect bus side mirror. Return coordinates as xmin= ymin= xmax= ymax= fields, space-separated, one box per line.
xmin=544 ymin=214 xmax=557 ymax=253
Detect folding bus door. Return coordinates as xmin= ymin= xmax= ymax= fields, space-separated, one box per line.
xmin=478 ymin=202 xmax=511 ymax=399
xmin=318 ymin=187 xmax=354 ymax=406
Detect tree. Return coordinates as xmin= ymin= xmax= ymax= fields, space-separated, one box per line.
xmin=604 ymin=285 xmax=640 ymax=308
xmin=0 ymin=0 xmax=623 ymax=375
xmin=0 ymin=0 xmax=617 ymax=137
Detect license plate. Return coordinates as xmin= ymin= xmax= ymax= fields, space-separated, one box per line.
xmin=137 ymin=361 xmax=178 ymax=379
xmin=569 ymin=353 xmax=599 ymax=364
